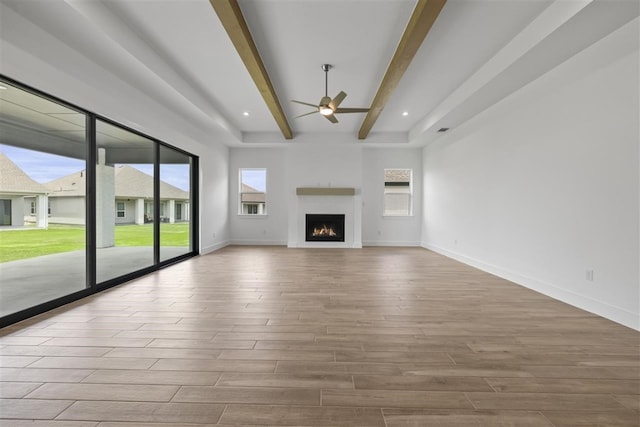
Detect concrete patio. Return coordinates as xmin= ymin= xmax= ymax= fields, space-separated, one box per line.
xmin=0 ymin=246 xmax=189 ymax=317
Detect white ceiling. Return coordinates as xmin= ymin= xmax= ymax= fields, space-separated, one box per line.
xmin=1 ymin=0 xmax=638 ymax=147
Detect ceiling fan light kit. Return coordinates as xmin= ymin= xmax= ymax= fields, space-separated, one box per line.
xmin=291 ymin=64 xmax=370 ymax=123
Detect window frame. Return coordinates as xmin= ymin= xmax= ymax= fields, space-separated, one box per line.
xmin=116 ymin=201 xmax=125 ymax=218
xmin=238 ymin=168 xmax=267 ymax=216
xmin=383 ymin=168 xmax=413 ymax=217
xmin=0 ymin=74 xmax=199 ymax=329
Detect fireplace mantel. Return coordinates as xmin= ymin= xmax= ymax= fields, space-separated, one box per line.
xmin=296 ymin=187 xmax=355 ymax=196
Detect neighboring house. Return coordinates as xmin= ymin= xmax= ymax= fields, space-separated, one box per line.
xmin=44 ymin=169 xmax=86 ymax=225
xmin=240 ymin=183 xmax=265 ymax=215
xmin=45 ymin=164 xmax=190 ymax=225
xmin=0 ymin=151 xmax=48 ymax=227
xmin=114 ymin=164 xmax=191 ymax=224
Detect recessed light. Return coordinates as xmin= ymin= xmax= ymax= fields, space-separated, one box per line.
xmin=402 ymin=111 xmax=409 ymax=116
xmin=243 ymin=111 xmax=250 ymax=116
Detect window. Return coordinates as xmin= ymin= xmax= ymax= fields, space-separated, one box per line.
xmin=30 ymin=201 xmax=36 ymax=215
xmin=383 ymin=168 xmax=412 ymax=216
xmin=116 ymin=201 xmax=125 ymax=218
xmin=239 ymin=168 xmax=266 ymax=215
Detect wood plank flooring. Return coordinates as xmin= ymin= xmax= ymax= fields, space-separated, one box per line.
xmin=1 ymin=246 xmax=638 ymax=426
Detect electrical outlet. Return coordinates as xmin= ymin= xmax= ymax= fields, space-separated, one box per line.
xmin=586 ymin=269 xmax=594 ymax=282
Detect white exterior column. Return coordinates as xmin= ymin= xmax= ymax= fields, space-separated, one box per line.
xmin=13 ymin=196 xmax=25 ymax=227
xmin=135 ymin=198 xmax=144 ymax=225
xmin=168 ymin=199 xmax=175 ymax=224
xmin=36 ymin=194 xmax=48 ymax=229
xmin=184 ymin=202 xmax=190 ymax=221
xmin=96 ymin=148 xmax=115 ymax=248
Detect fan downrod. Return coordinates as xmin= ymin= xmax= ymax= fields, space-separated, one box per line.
xmin=322 ymin=64 xmax=332 ymax=97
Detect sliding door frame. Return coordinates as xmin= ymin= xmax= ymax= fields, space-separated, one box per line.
xmin=0 ymin=75 xmax=200 ymax=328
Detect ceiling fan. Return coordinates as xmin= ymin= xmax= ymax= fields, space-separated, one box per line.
xmin=291 ymin=64 xmax=370 ymax=123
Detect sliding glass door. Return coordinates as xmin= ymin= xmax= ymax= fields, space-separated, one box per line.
xmin=0 ymin=77 xmax=198 ymax=325
xmin=95 ymin=119 xmax=156 ymax=283
xmin=0 ymin=80 xmax=87 ymax=317
xmin=159 ymin=145 xmax=192 ymax=262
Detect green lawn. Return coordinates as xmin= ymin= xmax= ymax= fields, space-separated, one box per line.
xmin=116 ymin=223 xmax=190 ymax=247
xmin=0 ymin=223 xmax=189 ymax=263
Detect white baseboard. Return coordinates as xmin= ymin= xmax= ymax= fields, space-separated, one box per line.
xmin=423 ymin=242 xmax=639 ymax=331
xmin=363 ymin=240 xmax=421 ymax=247
xmin=230 ymin=240 xmax=288 ymax=246
xmin=287 ymin=242 xmax=362 ymax=249
xmin=200 ymin=240 xmax=230 ymax=254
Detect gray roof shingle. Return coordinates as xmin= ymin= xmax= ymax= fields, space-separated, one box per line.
xmin=241 ymin=183 xmax=265 ymax=203
xmin=384 ymin=169 xmax=411 ymax=183
xmin=0 ymin=151 xmax=49 ymax=194
xmin=45 ymin=164 xmax=189 ymax=200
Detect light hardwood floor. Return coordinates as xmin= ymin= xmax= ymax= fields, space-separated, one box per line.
xmin=1 ymin=246 xmax=638 ymax=426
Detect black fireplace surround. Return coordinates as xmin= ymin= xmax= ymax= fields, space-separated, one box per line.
xmin=305 ymin=214 xmax=345 ymax=242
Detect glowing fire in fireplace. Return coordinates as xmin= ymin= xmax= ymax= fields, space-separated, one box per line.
xmin=312 ymin=224 xmax=337 ymax=237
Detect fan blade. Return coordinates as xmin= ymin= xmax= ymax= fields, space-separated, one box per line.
xmin=329 ymin=91 xmax=347 ymax=110
xmin=334 ymin=107 xmax=370 ymax=114
xmin=294 ymin=110 xmax=319 ymax=119
xmin=324 ymin=114 xmax=338 ymax=124
xmin=291 ymin=100 xmax=319 ymax=108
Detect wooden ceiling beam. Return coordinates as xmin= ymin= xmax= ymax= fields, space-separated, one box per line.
xmin=209 ymin=0 xmax=293 ymax=140
xmin=358 ymin=0 xmax=447 ymax=140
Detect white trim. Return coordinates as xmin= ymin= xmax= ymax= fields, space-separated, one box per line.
xmin=116 ymin=201 xmax=126 ymax=218
xmin=239 ymin=167 xmax=267 ymax=215
xmin=363 ymin=241 xmax=421 ymax=247
xmin=230 ymin=239 xmax=287 ymax=246
xmin=422 ymin=242 xmax=639 ymax=331
xmin=200 ymin=240 xmax=231 ymax=254
xmin=383 ymin=168 xmax=413 ymax=216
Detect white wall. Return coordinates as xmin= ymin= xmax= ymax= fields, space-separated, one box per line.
xmin=286 ymin=144 xmax=363 ymax=248
xmin=229 ymin=148 xmax=288 ymax=245
xmin=0 ymin=3 xmax=230 ymax=254
xmin=229 ymin=145 xmax=424 ymax=247
xmin=200 ymin=142 xmax=230 ymax=253
xmin=422 ymin=19 xmax=639 ymax=330
xmin=1 ymin=195 xmax=25 ymax=226
xmin=48 ymin=197 xmax=85 ymax=225
xmin=362 ymin=148 xmax=422 ymax=246
xmin=114 ymin=200 xmax=135 ymax=225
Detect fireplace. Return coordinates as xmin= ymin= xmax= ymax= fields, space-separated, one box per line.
xmin=305 ymin=214 xmax=345 ymax=242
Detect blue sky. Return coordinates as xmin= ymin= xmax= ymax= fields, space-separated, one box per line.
xmin=241 ymin=169 xmax=266 ymax=192
xmin=1 ymin=144 xmax=190 ymax=191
